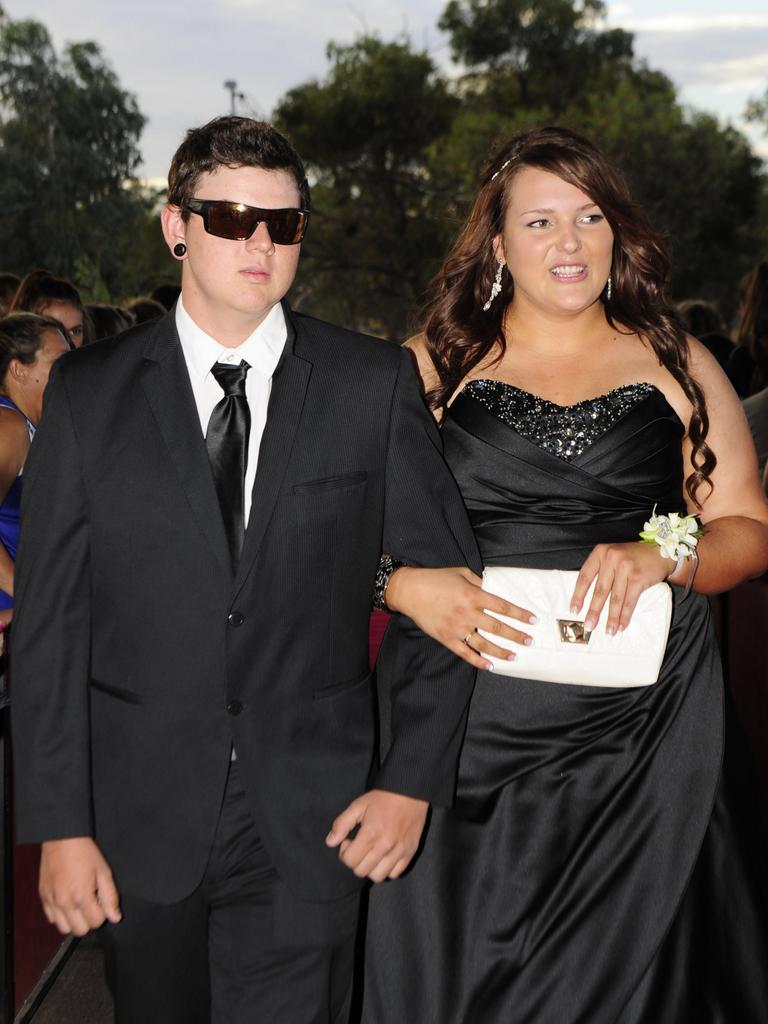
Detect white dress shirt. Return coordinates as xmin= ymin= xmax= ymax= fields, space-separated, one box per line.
xmin=175 ymin=298 xmax=287 ymax=525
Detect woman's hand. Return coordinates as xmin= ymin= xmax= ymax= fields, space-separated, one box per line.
xmin=385 ymin=566 xmax=536 ymax=670
xmin=570 ymin=542 xmax=671 ymax=635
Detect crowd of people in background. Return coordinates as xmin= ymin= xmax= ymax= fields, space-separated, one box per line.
xmin=0 ymin=270 xmax=178 ymax=346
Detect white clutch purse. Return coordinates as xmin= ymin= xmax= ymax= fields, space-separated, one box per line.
xmin=479 ymin=567 xmax=673 ymax=687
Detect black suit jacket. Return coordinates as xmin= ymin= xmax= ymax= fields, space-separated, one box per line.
xmin=11 ymin=305 xmax=481 ymax=903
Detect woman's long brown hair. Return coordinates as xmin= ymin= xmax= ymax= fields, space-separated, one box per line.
xmin=423 ymin=126 xmax=715 ymax=507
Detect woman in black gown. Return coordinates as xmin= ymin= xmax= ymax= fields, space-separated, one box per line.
xmin=362 ymin=128 xmax=768 ymax=1022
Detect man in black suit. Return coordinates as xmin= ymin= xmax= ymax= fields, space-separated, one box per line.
xmin=10 ymin=117 xmax=479 ymax=1021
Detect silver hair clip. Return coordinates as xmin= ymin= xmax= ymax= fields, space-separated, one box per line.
xmin=491 ymin=159 xmax=511 ymax=181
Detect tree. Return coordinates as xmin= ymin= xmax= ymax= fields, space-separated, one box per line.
xmin=274 ymin=1 xmax=766 ymax=337
xmin=439 ymin=0 xmax=634 ymax=112
xmin=0 ymin=7 xmax=159 ymax=300
xmin=745 ymin=87 xmax=768 ymax=130
xmin=275 ymin=36 xmax=457 ymax=339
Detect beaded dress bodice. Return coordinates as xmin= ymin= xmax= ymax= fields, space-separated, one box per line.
xmin=462 ymin=380 xmax=657 ymax=462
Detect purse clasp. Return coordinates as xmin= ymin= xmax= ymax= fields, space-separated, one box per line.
xmin=557 ymin=619 xmax=592 ymax=644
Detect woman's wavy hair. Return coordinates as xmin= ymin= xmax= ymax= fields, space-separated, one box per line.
xmin=735 ymin=260 xmax=768 ymax=394
xmin=423 ymin=126 xmax=714 ymax=506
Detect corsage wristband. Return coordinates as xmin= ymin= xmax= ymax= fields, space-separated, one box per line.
xmin=639 ymin=506 xmax=702 ymax=596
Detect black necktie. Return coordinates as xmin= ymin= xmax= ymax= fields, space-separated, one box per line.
xmin=205 ymin=360 xmax=251 ymax=569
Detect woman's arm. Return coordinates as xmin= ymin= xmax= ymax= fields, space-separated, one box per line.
xmin=384 ymin=564 xmax=535 ymax=670
xmin=678 ymin=340 xmax=768 ymax=589
xmin=572 ymin=338 xmax=768 ymax=633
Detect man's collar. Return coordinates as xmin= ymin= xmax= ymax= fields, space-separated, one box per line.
xmin=175 ymin=298 xmax=287 ymax=381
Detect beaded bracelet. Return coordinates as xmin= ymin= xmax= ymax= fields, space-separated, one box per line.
xmin=373 ymin=554 xmax=406 ymax=611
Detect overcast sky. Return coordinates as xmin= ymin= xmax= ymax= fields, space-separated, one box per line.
xmin=13 ymin=0 xmax=768 ymax=180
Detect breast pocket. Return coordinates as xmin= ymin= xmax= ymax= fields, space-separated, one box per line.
xmin=292 ymin=471 xmax=367 ymax=496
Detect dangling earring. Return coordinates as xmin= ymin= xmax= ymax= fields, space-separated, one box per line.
xmin=605 ymin=275 xmax=612 ymax=301
xmin=173 ymin=243 xmax=187 ymax=258
xmin=483 ymin=259 xmax=505 ymax=312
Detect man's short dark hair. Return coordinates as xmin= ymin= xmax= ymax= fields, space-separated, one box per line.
xmin=167 ymin=116 xmax=310 ymax=217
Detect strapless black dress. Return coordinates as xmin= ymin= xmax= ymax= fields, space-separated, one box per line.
xmin=363 ymin=382 xmax=768 ymax=1023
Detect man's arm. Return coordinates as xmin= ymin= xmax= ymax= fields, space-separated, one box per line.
xmin=374 ymin=347 xmax=481 ymax=801
xmin=11 ymin=362 xmax=121 ymax=933
xmin=327 ymin=348 xmax=480 ymax=880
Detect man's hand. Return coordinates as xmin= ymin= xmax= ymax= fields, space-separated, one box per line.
xmin=326 ymin=790 xmax=428 ymax=883
xmin=39 ymin=837 xmax=122 ymax=936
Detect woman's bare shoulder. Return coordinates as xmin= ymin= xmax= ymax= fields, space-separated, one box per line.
xmin=404 ymin=333 xmax=441 ymax=392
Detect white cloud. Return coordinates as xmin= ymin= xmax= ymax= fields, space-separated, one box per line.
xmin=716 ymin=77 xmax=766 ymax=94
xmin=618 ymin=15 xmax=768 ymax=32
xmin=212 ymin=0 xmax=438 ymax=40
xmin=694 ymin=51 xmax=768 ymax=95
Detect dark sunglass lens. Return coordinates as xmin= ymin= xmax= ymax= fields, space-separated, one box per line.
xmin=206 ymin=203 xmax=258 ymax=240
xmin=267 ymin=209 xmax=306 ymax=244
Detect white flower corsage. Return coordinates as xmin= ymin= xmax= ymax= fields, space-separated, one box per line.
xmin=639 ymin=506 xmax=702 ymax=561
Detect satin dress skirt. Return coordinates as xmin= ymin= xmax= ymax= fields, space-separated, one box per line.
xmin=362 ymin=387 xmax=768 ymax=1023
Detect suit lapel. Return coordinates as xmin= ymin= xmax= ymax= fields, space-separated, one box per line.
xmin=140 ymin=312 xmax=232 ymax=585
xmin=235 ymin=310 xmax=312 ymax=592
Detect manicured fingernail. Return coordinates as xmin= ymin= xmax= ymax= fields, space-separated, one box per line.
xmin=584 ymin=618 xmax=595 ymax=631
xmin=484 ymin=661 xmax=494 ymax=672
xmin=523 ymin=637 xmax=533 ymax=647
xmin=606 ymin=625 xmax=615 ymax=637
xmin=570 ymin=604 xmax=579 ymax=615
xmin=528 ymin=614 xmax=538 ymax=624
xmin=506 ymin=652 xmax=516 ymax=661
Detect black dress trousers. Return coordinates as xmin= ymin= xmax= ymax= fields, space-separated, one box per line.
xmin=100 ymin=761 xmax=360 ymax=1024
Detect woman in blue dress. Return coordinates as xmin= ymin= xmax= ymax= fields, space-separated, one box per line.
xmin=363 ymin=128 xmax=768 ymax=1023
xmin=0 ymin=313 xmax=68 ymax=638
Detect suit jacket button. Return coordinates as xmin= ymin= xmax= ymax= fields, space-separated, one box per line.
xmin=228 ymin=611 xmax=245 ymax=627
xmin=226 ymin=700 xmax=243 ymax=716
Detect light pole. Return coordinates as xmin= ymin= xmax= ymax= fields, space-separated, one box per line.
xmin=223 ymin=79 xmax=244 ymax=115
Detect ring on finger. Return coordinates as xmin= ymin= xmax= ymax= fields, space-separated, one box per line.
xmin=463 ymin=631 xmax=475 ymax=647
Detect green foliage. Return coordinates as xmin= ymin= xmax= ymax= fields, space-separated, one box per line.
xmin=275 ymin=0 xmax=767 ymax=337
xmin=0 ymin=7 xmax=167 ymax=302
xmin=439 ymin=0 xmax=634 ymax=114
xmin=276 ymin=36 xmax=458 ymax=339
xmin=745 ymin=88 xmax=768 ymax=131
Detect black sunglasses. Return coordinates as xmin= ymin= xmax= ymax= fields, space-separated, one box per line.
xmin=184 ymin=199 xmax=309 ymax=245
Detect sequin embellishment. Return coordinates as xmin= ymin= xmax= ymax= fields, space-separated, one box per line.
xmin=465 ymin=380 xmax=656 ymax=461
